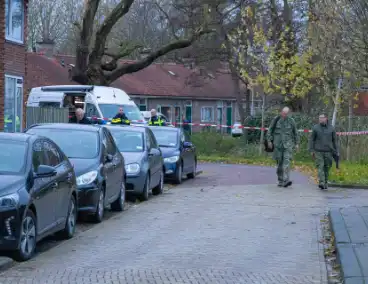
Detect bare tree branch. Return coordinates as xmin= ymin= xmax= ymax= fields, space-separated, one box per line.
xmin=102 ymin=43 xmax=143 ymax=71
xmin=107 ymin=28 xmax=215 ymax=83
xmin=89 ymin=0 xmax=135 ymax=64
xmin=154 ymin=1 xmax=179 ymax=40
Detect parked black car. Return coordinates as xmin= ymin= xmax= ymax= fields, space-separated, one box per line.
xmin=149 ymin=126 xmax=197 ymax=184
xmin=0 ymin=133 xmax=78 ymax=262
xmin=106 ymin=125 xmax=164 ymax=201
xmin=26 ymin=124 xmax=125 ymax=223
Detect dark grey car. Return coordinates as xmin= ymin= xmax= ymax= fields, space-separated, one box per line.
xmin=106 ymin=125 xmax=164 ymax=201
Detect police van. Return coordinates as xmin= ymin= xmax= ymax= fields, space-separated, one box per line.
xmin=27 ymin=85 xmax=146 ymax=124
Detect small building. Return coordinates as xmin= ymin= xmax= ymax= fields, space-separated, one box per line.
xmin=27 ymin=51 xmax=246 ymax=132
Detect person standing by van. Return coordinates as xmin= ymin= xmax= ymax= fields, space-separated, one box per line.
xmin=70 ymin=108 xmax=91 ymax=124
xmin=111 ymin=107 xmax=131 ymax=125
xmin=149 ymin=109 xmax=166 ymax=126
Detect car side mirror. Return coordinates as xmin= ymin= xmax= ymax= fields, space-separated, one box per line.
xmin=183 ymin=141 xmax=193 ymax=148
xmin=35 ymin=165 xmax=57 ymax=178
xmin=105 ymin=154 xmax=113 ymax=162
xmin=149 ymin=148 xmax=157 ymax=156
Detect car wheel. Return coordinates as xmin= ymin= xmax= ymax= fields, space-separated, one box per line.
xmin=111 ymin=178 xmax=126 ymax=211
xmin=92 ymin=188 xmax=105 ymax=223
xmin=139 ymin=175 xmax=150 ymax=201
xmin=58 ymin=195 xmax=77 ymax=239
xmin=12 ymin=210 xmax=37 ymax=262
xmin=173 ymin=163 xmax=182 ymax=184
xmin=187 ymin=160 xmax=197 ymax=179
xmin=152 ymin=169 xmax=164 ymax=195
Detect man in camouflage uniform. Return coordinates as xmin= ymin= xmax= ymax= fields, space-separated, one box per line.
xmin=267 ymin=107 xmax=299 ymax=187
xmin=309 ymin=114 xmax=338 ymax=189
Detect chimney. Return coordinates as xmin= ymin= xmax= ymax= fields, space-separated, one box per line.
xmin=35 ymin=39 xmax=55 ymax=57
xmin=199 ymin=66 xmax=206 ymax=76
xmin=182 ymin=58 xmax=195 ymax=69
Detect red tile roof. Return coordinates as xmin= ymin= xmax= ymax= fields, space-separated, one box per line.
xmin=27 ymin=53 xmax=237 ymax=99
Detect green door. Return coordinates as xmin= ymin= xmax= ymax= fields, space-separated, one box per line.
xmin=217 ymin=107 xmax=223 ymax=133
xmin=185 ymin=106 xmax=192 ymax=134
xmin=226 ymin=106 xmax=232 ymax=134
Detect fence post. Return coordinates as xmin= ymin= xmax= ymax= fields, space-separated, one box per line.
xmin=347 ymin=96 xmax=353 ymax=161
xmin=259 ymin=93 xmax=266 ymax=155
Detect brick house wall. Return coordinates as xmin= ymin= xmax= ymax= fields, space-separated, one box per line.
xmin=354 ymin=92 xmax=368 ymax=116
xmin=0 ymin=0 xmax=5 ymax=130
xmin=0 ymin=0 xmax=28 ymax=131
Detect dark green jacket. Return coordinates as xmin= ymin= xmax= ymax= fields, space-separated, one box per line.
xmin=266 ymin=116 xmax=299 ymax=149
xmin=309 ymin=123 xmax=338 ymax=153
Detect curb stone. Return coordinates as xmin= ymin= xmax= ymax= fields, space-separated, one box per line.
xmin=328 ymin=183 xmax=368 ymax=190
xmin=328 ymin=208 xmax=368 ymax=283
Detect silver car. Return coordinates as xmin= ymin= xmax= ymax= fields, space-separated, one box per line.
xmin=106 ymin=125 xmax=164 ymax=201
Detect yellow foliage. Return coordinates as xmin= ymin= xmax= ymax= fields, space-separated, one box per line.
xmin=227 ymin=6 xmax=321 ymax=99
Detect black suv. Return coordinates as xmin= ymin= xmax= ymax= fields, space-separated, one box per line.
xmin=26 ymin=124 xmax=126 ymax=223
xmin=0 ymin=133 xmax=78 ymax=261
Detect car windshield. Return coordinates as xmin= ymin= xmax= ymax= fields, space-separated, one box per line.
xmin=150 ymin=129 xmax=178 ymax=147
xmin=99 ymin=104 xmax=143 ymax=121
xmin=26 ymin=129 xmax=99 ymax=159
xmin=109 ymin=129 xmax=144 ymax=152
xmin=0 ymin=140 xmax=27 ymax=174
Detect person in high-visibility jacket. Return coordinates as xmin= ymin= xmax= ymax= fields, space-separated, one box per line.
xmin=4 ymin=114 xmax=20 ymax=132
xmin=149 ymin=109 xmax=166 ymax=126
xmin=111 ymin=107 xmax=130 ymax=125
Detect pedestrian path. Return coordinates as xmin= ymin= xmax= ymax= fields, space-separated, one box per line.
xmin=329 ymin=207 xmax=368 ymax=284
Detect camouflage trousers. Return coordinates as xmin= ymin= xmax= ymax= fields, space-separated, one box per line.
xmin=315 ymin=152 xmax=333 ymax=185
xmin=273 ymin=148 xmax=293 ymax=184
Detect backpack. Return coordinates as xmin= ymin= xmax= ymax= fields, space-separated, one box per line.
xmin=264 ymin=116 xmax=281 ymax=153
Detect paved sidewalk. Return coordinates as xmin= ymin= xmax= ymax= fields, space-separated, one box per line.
xmin=329 ymin=207 xmax=368 ymax=284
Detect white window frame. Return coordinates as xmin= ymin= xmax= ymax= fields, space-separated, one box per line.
xmin=4 ymin=74 xmax=24 ymax=132
xmin=201 ymin=106 xmax=214 ymax=122
xmin=138 ymin=98 xmax=147 ymax=111
xmin=173 ymin=105 xmax=181 ymax=122
xmin=159 ymin=105 xmax=172 ymax=122
xmin=5 ymin=0 xmax=25 ymax=44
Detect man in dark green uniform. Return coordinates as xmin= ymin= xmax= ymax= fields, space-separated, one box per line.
xmin=309 ymin=114 xmax=338 ymax=189
xmin=267 ymin=107 xmax=299 ymax=187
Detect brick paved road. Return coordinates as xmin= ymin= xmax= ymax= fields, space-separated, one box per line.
xmin=1 ymin=163 xmax=368 ymax=284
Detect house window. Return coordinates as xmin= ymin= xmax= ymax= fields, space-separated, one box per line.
xmin=5 ymin=0 xmax=24 ymax=43
xmin=174 ymin=106 xmax=181 ymax=123
xmin=138 ymin=98 xmax=147 ymax=111
xmin=201 ymin=107 xmax=214 ymax=122
xmin=4 ymin=75 xmax=23 ymax=132
xmin=160 ymin=106 xmax=172 ymax=122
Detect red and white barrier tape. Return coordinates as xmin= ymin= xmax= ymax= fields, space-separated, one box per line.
xmin=173 ymin=122 xmax=368 ymax=136
xmin=78 ymin=117 xmax=368 ymax=136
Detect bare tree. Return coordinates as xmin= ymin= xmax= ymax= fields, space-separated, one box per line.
xmin=27 ymin=0 xmax=83 ymax=51
xmin=70 ymin=0 xmax=215 ymax=85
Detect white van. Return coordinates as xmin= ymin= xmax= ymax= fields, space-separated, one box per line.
xmin=27 ymin=85 xmax=146 ymax=124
